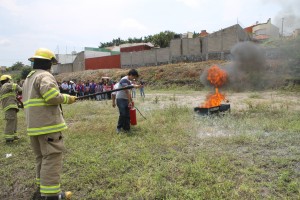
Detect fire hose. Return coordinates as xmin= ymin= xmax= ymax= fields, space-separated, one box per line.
xmin=76 ymin=85 xmax=134 ymax=100
xmin=134 ymin=105 xmax=147 ymax=120
xmin=76 ymin=85 xmax=147 ymax=123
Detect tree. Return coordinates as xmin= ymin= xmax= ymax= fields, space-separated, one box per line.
xmin=98 ymin=30 xmax=177 ymax=48
xmin=21 ymin=67 xmax=32 ymax=79
xmin=10 ymin=62 xmax=25 ymax=71
xmin=151 ymin=31 xmax=176 ymax=48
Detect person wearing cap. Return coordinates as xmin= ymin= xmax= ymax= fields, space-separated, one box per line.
xmin=115 ymin=69 xmax=140 ymax=133
xmin=68 ymin=81 xmax=76 ymax=96
xmin=0 ymin=74 xmax=22 ymax=143
xmin=60 ymin=81 xmax=69 ymax=94
xmin=22 ymin=48 xmax=76 ymax=200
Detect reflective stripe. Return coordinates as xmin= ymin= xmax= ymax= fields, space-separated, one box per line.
xmin=27 ymin=70 xmax=36 ymax=78
xmin=12 ymin=83 xmax=17 ymax=91
xmin=4 ymin=134 xmax=15 ymax=139
xmin=63 ymin=94 xmax=68 ymax=104
xmin=36 ymin=178 xmax=40 ymax=185
xmin=0 ymin=92 xmax=15 ymax=100
xmin=23 ymin=98 xmax=51 ymax=108
xmin=43 ymin=88 xmax=59 ymax=102
xmin=3 ymin=104 xmax=18 ymax=111
xmin=40 ymin=184 xmax=61 ymax=194
xmin=27 ymin=123 xmax=67 ymax=136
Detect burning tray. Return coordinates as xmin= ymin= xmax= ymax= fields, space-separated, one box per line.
xmin=194 ymin=104 xmax=230 ymax=115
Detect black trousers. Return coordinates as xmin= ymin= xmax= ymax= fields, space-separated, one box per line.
xmin=116 ymin=98 xmax=130 ymax=131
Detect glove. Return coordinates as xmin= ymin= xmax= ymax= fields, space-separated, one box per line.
xmin=68 ymin=96 xmax=77 ymax=104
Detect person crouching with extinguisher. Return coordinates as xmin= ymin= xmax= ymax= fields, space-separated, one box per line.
xmin=115 ymin=69 xmax=141 ymax=133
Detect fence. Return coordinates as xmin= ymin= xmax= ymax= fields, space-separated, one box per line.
xmin=121 ymin=24 xmax=250 ymax=68
xmin=55 ymin=24 xmax=250 ymax=72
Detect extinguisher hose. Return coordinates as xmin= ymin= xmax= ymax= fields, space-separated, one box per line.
xmin=134 ymin=105 xmax=147 ymax=120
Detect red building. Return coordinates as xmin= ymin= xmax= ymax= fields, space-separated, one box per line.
xmin=199 ymin=30 xmax=209 ymax=37
xmin=85 ymin=55 xmax=120 ymax=70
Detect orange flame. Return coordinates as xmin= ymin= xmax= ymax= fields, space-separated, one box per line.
xmin=200 ymin=65 xmax=228 ymax=108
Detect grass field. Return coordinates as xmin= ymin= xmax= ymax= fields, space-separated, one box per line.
xmin=0 ymin=89 xmax=300 ymax=200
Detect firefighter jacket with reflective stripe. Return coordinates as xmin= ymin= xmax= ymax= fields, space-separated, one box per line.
xmin=22 ymin=70 xmax=72 ymax=136
xmin=0 ymin=82 xmax=22 ymax=111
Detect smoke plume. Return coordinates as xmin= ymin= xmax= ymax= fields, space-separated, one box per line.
xmin=200 ymin=41 xmax=288 ymax=92
xmin=263 ymin=0 xmax=300 ymax=35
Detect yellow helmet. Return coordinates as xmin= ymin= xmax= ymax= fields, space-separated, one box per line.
xmin=0 ymin=75 xmax=12 ymax=81
xmin=28 ymin=48 xmax=58 ymax=64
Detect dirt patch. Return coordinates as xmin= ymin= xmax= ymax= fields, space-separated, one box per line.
xmin=138 ymin=90 xmax=300 ymax=111
xmin=134 ymin=90 xmax=300 ymax=139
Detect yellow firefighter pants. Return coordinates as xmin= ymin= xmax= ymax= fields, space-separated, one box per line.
xmin=4 ymin=109 xmax=18 ymax=140
xmin=30 ymin=132 xmax=66 ymax=196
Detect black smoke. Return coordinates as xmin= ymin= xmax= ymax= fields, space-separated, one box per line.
xmin=200 ymin=41 xmax=289 ymax=92
xmin=226 ymin=42 xmax=268 ymax=91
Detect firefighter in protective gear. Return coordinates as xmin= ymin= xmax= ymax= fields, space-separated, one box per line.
xmin=0 ymin=74 xmax=22 ymax=143
xmin=28 ymin=47 xmax=59 ymax=64
xmin=23 ymin=48 xmax=75 ymax=200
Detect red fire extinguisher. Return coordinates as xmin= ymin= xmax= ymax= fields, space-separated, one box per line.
xmin=130 ymin=101 xmax=137 ymax=125
xmin=16 ymin=94 xmax=24 ymax=108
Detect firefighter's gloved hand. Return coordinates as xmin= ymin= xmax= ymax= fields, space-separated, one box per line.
xmin=68 ymin=96 xmax=77 ymax=104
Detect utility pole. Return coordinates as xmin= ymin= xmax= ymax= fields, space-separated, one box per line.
xmin=281 ymin=18 xmax=284 ymax=37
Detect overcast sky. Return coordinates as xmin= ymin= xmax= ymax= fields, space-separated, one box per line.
xmin=0 ymin=0 xmax=299 ymax=67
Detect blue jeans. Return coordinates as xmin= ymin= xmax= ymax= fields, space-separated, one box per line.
xmin=140 ymin=88 xmax=145 ymax=97
xmin=116 ymin=98 xmax=130 ymax=131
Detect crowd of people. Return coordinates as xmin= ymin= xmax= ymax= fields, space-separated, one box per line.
xmin=58 ymin=79 xmax=114 ymax=100
xmin=57 ymin=78 xmax=145 ymax=100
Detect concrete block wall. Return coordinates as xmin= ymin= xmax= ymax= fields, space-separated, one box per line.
xmin=131 ymin=51 xmax=144 ymax=67
xmin=56 ymin=54 xmax=76 ymax=64
xmin=121 ymin=48 xmax=171 ymax=68
xmin=170 ymin=39 xmax=182 ymax=57
xmin=182 ymin=38 xmax=201 ymax=55
xmin=73 ymin=51 xmax=85 ymax=72
xmin=208 ymin=24 xmax=250 ymax=53
xmin=120 ymin=52 xmax=132 ymax=67
xmin=223 ymin=28 xmax=238 ymax=51
xmin=143 ymin=49 xmax=156 ymax=65
xmin=51 ymin=65 xmax=59 ymax=74
xmin=58 ymin=63 xmax=73 ymax=74
xmin=237 ymin=26 xmax=251 ymax=42
xmin=207 ymin=31 xmax=223 ymax=52
xmin=156 ymin=47 xmax=170 ymax=64
xmin=55 ymin=24 xmax=251 ymax=72
xmin=201 ymin=37 xmax=208 ymax=54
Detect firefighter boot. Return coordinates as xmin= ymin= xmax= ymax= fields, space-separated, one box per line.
xmin=5 ymin=135 xmax=20 ymax=143
xmin=5 ymin=138 xmax=14 ymax=143
xmin=14 ymin=135 xmax=20 ymax=140
xmin=41 ymin=191 xmax=72 ymax=200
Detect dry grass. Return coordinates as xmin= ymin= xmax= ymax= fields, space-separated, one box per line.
xmin=1 ymin=89 xmax=299 ymax=199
